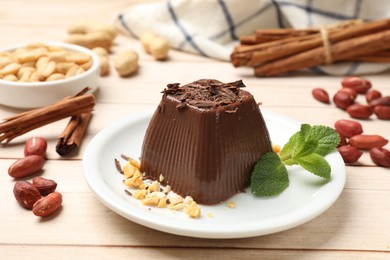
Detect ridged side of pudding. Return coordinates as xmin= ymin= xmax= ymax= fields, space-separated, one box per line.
xmin=140 ymin=79 xmax=272 ymax=205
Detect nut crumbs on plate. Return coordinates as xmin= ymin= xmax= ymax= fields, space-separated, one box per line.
xmin=118 ymin=157 xmax=201 ymax=219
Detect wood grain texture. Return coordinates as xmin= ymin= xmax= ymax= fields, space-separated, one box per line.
xmin=0 ymin=0 xmax=389 ymax=259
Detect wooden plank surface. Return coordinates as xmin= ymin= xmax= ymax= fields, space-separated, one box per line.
xmin=0 ymin=0 xmax=389 ymax=259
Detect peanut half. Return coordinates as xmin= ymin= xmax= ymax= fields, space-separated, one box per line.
xmin=24 ymin=137 xmax=47 ymax=158
xmin=32 ymin=192 xmax=63 ymax=217
xmin=341 ymin=76 xmax=372 ymax=94
xmin=370 ymin=147 xmax=390 ymax=167
xmin=334 ymin=119 xmax=363 ymax=138
xmin=349 ymin=134 xmax=389 ymax=150
xmin=13 ymin=181 xmax=41 ymax=209
xmin=32 ymin=176 xmax=57 ymax=196
xmin=312 ymin=88 xmax=330 ymax=104
xmin=8 ymin=155 xmax=45 ymax=178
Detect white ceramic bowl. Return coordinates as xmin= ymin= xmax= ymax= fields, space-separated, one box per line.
xmin=0 ymin=41 xmax=99 ymax=109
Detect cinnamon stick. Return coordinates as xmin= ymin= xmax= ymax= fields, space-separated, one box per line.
xmin=0 ymin=90 xmax=95 ymax=143
xmin=56 ymin=112 xmax=92 ymax=155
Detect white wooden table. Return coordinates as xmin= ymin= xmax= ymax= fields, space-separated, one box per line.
xmin=0 ymin=1 xmax=389 ymax=259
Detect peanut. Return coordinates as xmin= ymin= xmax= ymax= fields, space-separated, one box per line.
xmin=32 ymin=192 xmax=63 ymax=217
xmin=369 ymin=96 xmax=390 ymax=108
xmin=46 ymin=73 xmax=65 ymax=81
xmin=91 ymin=47 xmax=110 ymax=76
xmin=140 ymin=31 xmax=156 ymax=54
xmin=8 ymin=155 xmax=45 ymax=178
xmin=349 ymin=134 xmax=388 ymax=150
xmin=341 ymin=76 xmax=372 ymax=94
xmin=114 ymin=50 xmax=138 ymax=77
xmin=97 ymin=56 xmax=110 ymax=76
xmin=56 ymin=62 xmax=76 ymax=74
xmin=337 ymin=145 xmax=363 ymax=163
xmin=333 ymin=91 xmax=354 ymax=110
xmin=370 ymin=147 xmax=390 ymax=167
xmin=2 ymin=74 xmax=18 ymax=81
xmin=66 ymin=52 xmax=91 ymax=65
xmin=0 ymin=62 xmax=21 ymax=77
xmin=64 ymin=31 xmax=113 ymax=51
xmin=346 ymin=104 xmax=373 ymax=119
xmin=17 ymin=67 xmax=35 ymax=79
xmin=337 ymin=132 xmax=348 ymax=147
xmin=65 ymin=65 xmax=85 ymax=78
xmin=365 ymin=89 xmax=382 ymax=103
xmin=92 ymin=47 xmax=109 ymax=57
xmin=0 ymin=56 xmax=14 ymax=69
xmin=67 ymin=23 xmax=117 ymax=41
xmin=139 ymin=31 xmax=169 ymax=60
xmin=334 ymin=119 xmax=363 ymax=138
xmin=312 ymin=88 xmax=330 ymax=104
xmin=150 ymin=37 xmax=170 ymax=60
xmin=32 ymin=176 xmax=57 ymax=196
xmin=338 ymin=87 xmax=358 ymax=100
xmin=13 ymin=181 xmax=41 ymax=209
xmin=24 ymin=137 xmax=47 ymax=158
xmin=373 ymin=105 xmax=390 ymax=120
xmin=48 ymin=51 xmax=68 ymax=62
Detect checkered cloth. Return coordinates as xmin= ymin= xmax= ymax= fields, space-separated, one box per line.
xmin=115 ymin=0 xmax=390 ymax=75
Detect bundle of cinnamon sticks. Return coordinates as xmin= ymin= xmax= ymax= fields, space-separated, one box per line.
xmin=231 ymin=18 xmax=390 ymax=77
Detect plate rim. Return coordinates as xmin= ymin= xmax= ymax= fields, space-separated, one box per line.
xmin=82 ymin=108 xmax=346 ymax=239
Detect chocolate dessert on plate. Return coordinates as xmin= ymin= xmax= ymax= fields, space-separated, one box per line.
xmin=140 ymin=79 xmax=272 ymax=205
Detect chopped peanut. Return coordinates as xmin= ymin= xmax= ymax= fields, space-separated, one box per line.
xmin=123 ymin=161 xmax=137 ymax=178
xmin=157 ymin=198 xmax=167 ymax=208
xmin=146 ymin=191 xmax=166 ymax=199
xmin=183 ymin=196 xmax=194 ymax=205
xmin=124 ymin=170 xmax=143 ymax=188
xmin=132 ymin=189 xmax=147 ymax=200
xmin=227 ymin=201 xmax=235 ymax=209
xmin=141 ymin=197 xmax=160 ymax=206
xmin=148 ymin=181 xmax=160 ymax=192
xmin=129 ymin=159 xmax=140 ymax=169
xmin=168 ymin=203 xmax=184 ymax=211
xmin=162 ymin=185 xmax=171 ymax=194
xmin=169 ymin=195 xmax=183 ymax=206
xmin=184 ymin=202 xmax=201 ymax=218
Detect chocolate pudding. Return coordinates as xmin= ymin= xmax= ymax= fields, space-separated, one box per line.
xmin=140 ymin=79 xmax=272 ymax=204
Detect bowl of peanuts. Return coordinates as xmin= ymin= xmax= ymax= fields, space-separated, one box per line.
xmin=0 ymin=42 xmax=99 ymax=109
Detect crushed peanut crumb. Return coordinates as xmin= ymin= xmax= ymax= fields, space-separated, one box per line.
xmin=227 ymin=201 xmax=235 ymax=209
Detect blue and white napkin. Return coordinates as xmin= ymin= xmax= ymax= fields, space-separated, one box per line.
xmin=114 ymin=0 xmax=390 ymax=75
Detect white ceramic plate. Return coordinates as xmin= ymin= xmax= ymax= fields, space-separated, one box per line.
xmin=83 ymin=109 xmax=346 ymax=239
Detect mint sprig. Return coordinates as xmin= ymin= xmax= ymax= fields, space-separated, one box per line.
xmin=251 ymin=124 xmax=340 ymax=197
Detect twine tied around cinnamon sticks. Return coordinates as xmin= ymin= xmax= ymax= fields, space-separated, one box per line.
xmin=230 ymin=18 xmax=390 ymax=77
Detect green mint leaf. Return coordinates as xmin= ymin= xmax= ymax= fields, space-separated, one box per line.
xmin=251 ymin=152 xmax=289 ymax=197
xmin=292 ymin=124 xmax=316 ymax=157
xmin=310 ymin=125 xmax=340 ymax=156
xmin=294 ymin=153 xmax=331 ymax=179
xmin=279 ymin=132 xmax=299 ymax=160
